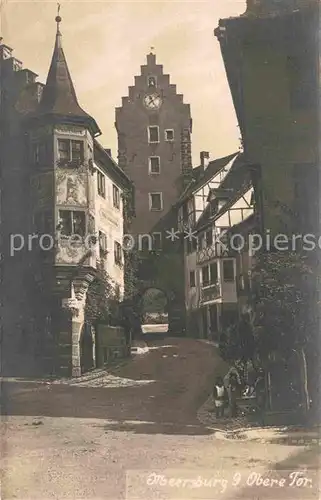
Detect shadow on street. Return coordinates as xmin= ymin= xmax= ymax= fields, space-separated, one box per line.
xmin=1 ymin=338 xmax=228 ymax=436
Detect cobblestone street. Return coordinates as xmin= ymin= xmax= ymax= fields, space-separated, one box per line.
xmin=1 ymin=338 xmax=320 ymax=499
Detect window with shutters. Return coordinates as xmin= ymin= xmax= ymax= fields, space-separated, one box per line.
xmin=97 ymin=171 xmax=106 ymax=198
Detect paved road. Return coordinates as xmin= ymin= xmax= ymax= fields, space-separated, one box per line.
xmin=1 ymin=337 xmax=319 ymax=499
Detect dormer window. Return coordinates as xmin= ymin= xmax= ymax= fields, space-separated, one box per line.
xmin=57 ymin=139 xmax=84 ymax=164
xmin=148 ymin=76 xmax=157 ymax=88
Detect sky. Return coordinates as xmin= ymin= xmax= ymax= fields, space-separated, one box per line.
xmin=2 ymin=0 xmax=246 ymax=166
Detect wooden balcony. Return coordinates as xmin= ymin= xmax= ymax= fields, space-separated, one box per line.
xmin=200 ymin=282 xmax=221 ymax=304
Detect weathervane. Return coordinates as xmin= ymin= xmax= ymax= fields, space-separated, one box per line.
xmin=55 ymin=3 xmax=62 ymax=31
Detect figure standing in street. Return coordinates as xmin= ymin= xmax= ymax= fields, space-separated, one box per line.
xmin=213 ymin=376 xmax=227 ymax=418
xmin=227 ymin=372 xmax=240 ymax=418
xmin=255 ymin=368 xmax=266 ymax=425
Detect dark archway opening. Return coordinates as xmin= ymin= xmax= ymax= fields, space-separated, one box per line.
xmin=80 ymin=322 xmax=94 ymax=374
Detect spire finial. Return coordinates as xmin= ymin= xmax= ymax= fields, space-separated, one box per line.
xmin=55 ymin=3 xmax=61 ymax=32
xmin=150 ymin=46 xmax=155 ymax=54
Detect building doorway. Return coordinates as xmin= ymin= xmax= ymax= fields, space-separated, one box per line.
xmin=80 ymin=322 xmax=95 ymax=374
xmin=209 ymin=304 xmax=218 ymax=341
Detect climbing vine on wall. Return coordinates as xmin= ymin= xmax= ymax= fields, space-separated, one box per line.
xmin=85 ymin=262 xmax=119 ymax=325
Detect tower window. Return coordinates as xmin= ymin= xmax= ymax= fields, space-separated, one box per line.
xmin=148 ymin=126 xmax=159 ymax=143
xmin=113 ymin=185 xmax=120 ymax=209
xmin=58 ymin=210 xmax=86 ymax=237
xmin=149 ymin=192 xmax=163 ymax=211
xmin=165 ymin=129 xmax=174 ymax=142
xmin=114 ymin=241 xmax=122 ymax=266
xmin=97 ymin=171 xmax=106 ymax=198
xmin=149 ymin=156 xmax=160 ymax=174
xmin=57 ymin=139 xmax=84 ymax=163
xmin=148 ymin=76 xmax=157 ymax=87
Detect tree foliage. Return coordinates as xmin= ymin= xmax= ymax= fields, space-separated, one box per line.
xmin=219 ymin=313 xmax=255 ymax=364
xmin=252 ymin=250 xmax=314 ymax=362
xmin=85 ymin=262 xmax=119 ymax=325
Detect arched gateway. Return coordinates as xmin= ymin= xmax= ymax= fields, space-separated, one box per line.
xmin=134 ymin=280 xmax=185 ymax=337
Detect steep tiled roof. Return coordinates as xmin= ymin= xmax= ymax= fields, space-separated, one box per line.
xmin=195 ymin=180 xmax=252 ymax=232
xmin=219 ymin=153 xmax=251 ymax=190
xmin=194 ymin=154 xmax=252 ymax=232
xmin=176 ymin=152 xmax=239 ymax=207
xmin=35 ymin=21 xmax=100 ymax=136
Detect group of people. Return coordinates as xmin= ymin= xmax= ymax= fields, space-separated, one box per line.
xmin=213 ymin=368 xmax=266 ymax=420
xmin=213 ymin=373 xmax=240 ymax=419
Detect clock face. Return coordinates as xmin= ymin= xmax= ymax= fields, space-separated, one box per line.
xmin=143 ymin=93 xmax=162 ymax=110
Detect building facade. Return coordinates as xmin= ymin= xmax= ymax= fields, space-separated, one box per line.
xmin=115 ymin=52 xmax=193 ymax=334
xmin=115 ymin=52 xmax=193 ymax=238
xmin=214 ymin=0 xmax=320 ymax=411
xmin=0 ymin=16 xmax=131 ymax=377
xmin=177 ymin=150 xmax=256 ymax=340
xmin=215 ymin=0 xmax=319 ymax=237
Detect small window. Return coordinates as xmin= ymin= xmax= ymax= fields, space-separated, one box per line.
xmin=99 ymin=231 xmax=108 ymax=258
xmin=58 ymin=139 xmax=70 ymax=161
xmin=190 ymin=270 xmax=196 ymax=288
xmin=210 ymin=262 xmax=218 ymax=284
xmin=113 ymin=185 xmax=120 ymax=209
xmin=149 ymin=192 xmax=163 ymax=211
xmin=71 ymin=141 xmax=84 ymax=161
xmin=165 ymin=129 xmax=174 ymax=142
xmin=223 ymin=260 xmax=234 ymax=282
xmin=97 ymin=171 xmax=106 ymax=198
xmin=152 ymin=232 xmax=162 ymax=250
xmin=114 ymin=241 xmax=122 ymax=266
xmin=149 ymin=156 xmax=160 ymax=174
xmin=206 ymin=230 xmax=213 ymax=247
xmin=58 ymin=210 xmax=85 ymax=237
xmin=148 ymin=126 xmax=159 ymax=143
xmin=202 ymin=266 xmax=210 ymax=287
xmin=148 ymin=76 xmax=157 ymax=87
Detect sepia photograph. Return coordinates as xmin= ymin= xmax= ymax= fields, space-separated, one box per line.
xmin=0 ymin=0 xmax=320 ymax=498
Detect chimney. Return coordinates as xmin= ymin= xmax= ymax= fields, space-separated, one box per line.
xmin=104 ymin=148 xmax=112 ymax=157
xmin=200 ymin=151 xmax=210 ymax=171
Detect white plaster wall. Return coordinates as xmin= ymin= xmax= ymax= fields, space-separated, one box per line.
xmin=93 ymin=162 xmax=125 ymax=298
xmin=185 ymin=250 xmax=199 ymax=311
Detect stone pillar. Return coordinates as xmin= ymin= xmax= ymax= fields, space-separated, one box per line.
xmin=62 ymin=283 xmax=86 ymax=377
xmin=91 ymin=325 xmax=96 ymax=368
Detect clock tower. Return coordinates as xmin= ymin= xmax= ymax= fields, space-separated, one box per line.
xmin=115 ymin=52 xmax=193 ymax=237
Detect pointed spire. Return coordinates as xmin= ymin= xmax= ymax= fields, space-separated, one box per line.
xmin=37 ymin=6 xmax=100 ymax=136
